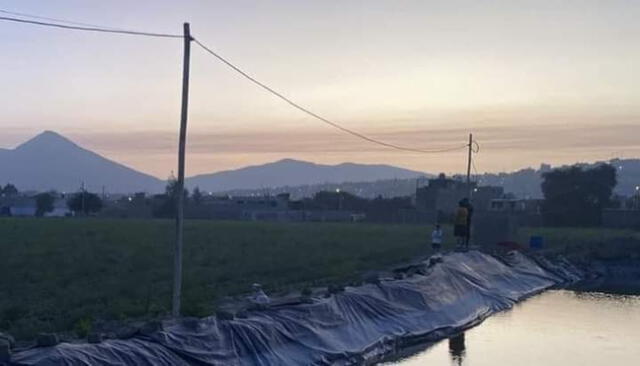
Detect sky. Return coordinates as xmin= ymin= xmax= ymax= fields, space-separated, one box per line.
xmin=1 ymin=0 xmax=639 ymax=178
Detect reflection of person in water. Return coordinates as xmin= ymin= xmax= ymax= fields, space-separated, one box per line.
xmin=449 ymin=333 xmax=466 ymax=365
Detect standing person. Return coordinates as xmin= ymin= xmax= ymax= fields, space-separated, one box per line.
xmin=431 ymin=224 xmax=444 ymax=252
xmin=454 ymin=200 xmax=468 ymax=249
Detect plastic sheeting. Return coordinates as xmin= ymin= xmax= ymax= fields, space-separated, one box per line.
xmin=8 ymin=251 xmax=582 ymax=365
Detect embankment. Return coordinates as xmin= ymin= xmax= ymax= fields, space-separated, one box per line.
xmin=6 ymin=251 xmax=590 ymax=365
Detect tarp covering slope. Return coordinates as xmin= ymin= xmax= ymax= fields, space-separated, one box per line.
xmin=8 ymin=251 xmax=582 ymax=365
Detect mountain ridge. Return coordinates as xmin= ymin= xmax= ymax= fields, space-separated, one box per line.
xmin=184 ymin=158 xmax=425 ymax=192
xmin=1 ymin=131 xmax=426 ymax=194
xmin=2 ymin=131 xmax=638 ymax=197
xmin=0 ymin=131 xmax=164 ymax=193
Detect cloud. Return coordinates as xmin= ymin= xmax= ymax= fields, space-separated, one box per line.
xmin=65 ymin=121 xmax=640 ymax=155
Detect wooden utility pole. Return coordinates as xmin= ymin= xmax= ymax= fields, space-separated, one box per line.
xmin=173 ymin=22 xmax=191 ymax=318
xmin=466 ymin=133 xmax=473 ymax=198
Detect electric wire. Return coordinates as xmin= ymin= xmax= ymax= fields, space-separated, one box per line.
xmin=0 ymin=12 xmax=470 ymax=154
xmin=471 ymin=157 xmax=480 ymax=182
xmin=0 ymin=15 xmax=181 ymax=38
xmin=471 ymin=140 xmax=480 ymax=153
xmin=0 ymin=9 xmax=124 ymax=30
xmin=193 ymin=37 xmax=468 ymax=154
xmin=470 ymin=140 xmax=481 ymax=183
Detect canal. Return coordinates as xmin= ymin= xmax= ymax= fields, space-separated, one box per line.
xmin=386 ymin=290 xmax=640 ymax=365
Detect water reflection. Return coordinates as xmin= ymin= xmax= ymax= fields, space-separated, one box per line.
xmin=448 ymin=333 xmax=466 ymax=365
xmin=387 ymin=290 xmax=640 ymax=365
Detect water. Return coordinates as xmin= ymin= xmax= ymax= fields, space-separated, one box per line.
xmin=387 ymin=290 xmax=640 ymax=365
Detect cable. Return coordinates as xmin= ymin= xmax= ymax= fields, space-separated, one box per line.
xmin=193 ymin=37 xmax=468 ymax=154
xmin=470 ymin=140 xmax=482 ymax=184
xmin=0 ymin=16 xmax=181 ymax=38
xmin=471 ymin=140 xmax=480 ymax=153
xmin=0 ymin=12 xmax=469 ymax=153
xmin=471 ymin=158 xmax=480 ymax=180
xmin=0 ymin=8 xmax=123 ymax=30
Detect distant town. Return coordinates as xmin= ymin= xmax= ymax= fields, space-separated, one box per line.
xmin=2 ymin=166 xmax=639 ymax=231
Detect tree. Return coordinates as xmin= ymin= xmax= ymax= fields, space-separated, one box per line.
xmin=541 ymin=164 xmax=616 ymax=227
xmin=2 ymin=183 xmax=18 ymax=197
xmin=152 ymin=178 xmax=190 ymax=218
xmin=165 ymin=175 xmax=189 ymax=200
xmin=67 ymin=192 xmax=103 ymax=215
xmin=35 ymin=192 xmax=55 ymax=217
xmin=192 ymin=187 xmax=203 ymax=205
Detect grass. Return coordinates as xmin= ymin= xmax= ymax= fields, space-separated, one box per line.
xmin=0 ymin=218 xmax=441 ymax=340
xmin=517 ymin=226 xmax=640 ymax=259
xmin=1 ymin=217 xmax=637 ymax=341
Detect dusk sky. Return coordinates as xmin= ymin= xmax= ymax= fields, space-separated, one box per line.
xmin=2 ymin=0 xmax=639 ymax=178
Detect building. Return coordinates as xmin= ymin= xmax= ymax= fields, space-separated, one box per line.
xmin=472 ymin=186 xmax=506 ymax=212
xmin=415 ymin=173 xmax=504 ymax=217
xmin=0 ymin=195 xmax=71 ymax=217
xmin=415 ymin=174 xmax=476 ymax=215
xmin=192 ymin=193 xmax=365 ymax=222
xmin=489 ymin=198 xmax=542 ymax=213
xmin=48 ymin=198 xmax=72 ymax=217
xmin=486 ymin=198 xmax=543 ymax=227
xmin=198 ymin=193 xmax=292 ymax=221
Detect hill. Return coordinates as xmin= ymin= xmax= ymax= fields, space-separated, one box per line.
xmin=0 ymin=131 xmax=164 ymax=193
xmin=185 ymin=158 xmax=425 ymax=192
xmin=2 ymin=131 xmax=638 ymax=198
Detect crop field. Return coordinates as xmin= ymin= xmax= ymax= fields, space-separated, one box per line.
xmin=0 ymin=218 xmax=440 ymax=340
xmin=1 ymin=217 xmax=637 ymax=341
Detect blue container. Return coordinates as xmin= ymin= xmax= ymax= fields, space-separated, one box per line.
xmin=529 ymin=236 xmax=544 ymax=250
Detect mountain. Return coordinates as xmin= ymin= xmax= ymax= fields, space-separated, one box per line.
xmin=206 ymin=159 xmax=640 ymax=199
xmin=3 ymin=131 xmax=638 ymax=198
xmin=185 ymin=159 xmax=425 ymax=192
xmin=0 ymin=131 xmax=164 ymax=193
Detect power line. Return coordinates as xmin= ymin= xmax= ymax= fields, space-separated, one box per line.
xmin=471 ymin=140 xmax=480 ymax=153
xmin=0 ymin=8 xmax=124 ymax=30
xmin=0 ymin=12 xmax=469 ymax=153
xmin=472 ymin=157 xmax=480 ymax=179
xmin=470 ymin=140 xmax=481 ymax=181
xmin=0 ymin=15 xmax=181 ymax=38
xmin=192 ymin=37 xmax=468 ymax=154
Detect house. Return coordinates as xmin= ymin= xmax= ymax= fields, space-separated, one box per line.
xmin=0 ymin=194 xmax=72 ymax=217
xmin=415 ymin=174 xmax=503 ymax=220
xmin=486 ymin=198 xmax=543 ymax=227
xmin=0 ymin=196 xmax=37 ymax=216
xmin=199 ymin=193 xmax=292 ymax=221
xmin=415 ymin=174 xmax=475 ymax=215
xmin=48 ymin=198 xmax=72 ymax=217
xmin=489 ymin=198 xmax=542 ymax=213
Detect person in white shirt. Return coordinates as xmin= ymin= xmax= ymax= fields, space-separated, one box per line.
xmin=431 ymin=224 xmax=444 ymax=252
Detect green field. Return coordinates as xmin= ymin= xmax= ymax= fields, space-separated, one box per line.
xmin=0 ymin=218 xmax=440 ymax=340
xmin=518 ymin=226 xmax=640 ymax=259
xmin=1 ymin=218 xmax=638 ymax=341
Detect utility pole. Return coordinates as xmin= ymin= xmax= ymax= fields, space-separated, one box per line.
xmin=466 ymin=133 xmax=473 ymax=198
xmin=173 ymin=22 xmax=192 ymax=318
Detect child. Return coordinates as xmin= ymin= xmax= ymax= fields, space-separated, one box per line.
xmin=431 ymin=224 xmax=443 ymax=252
